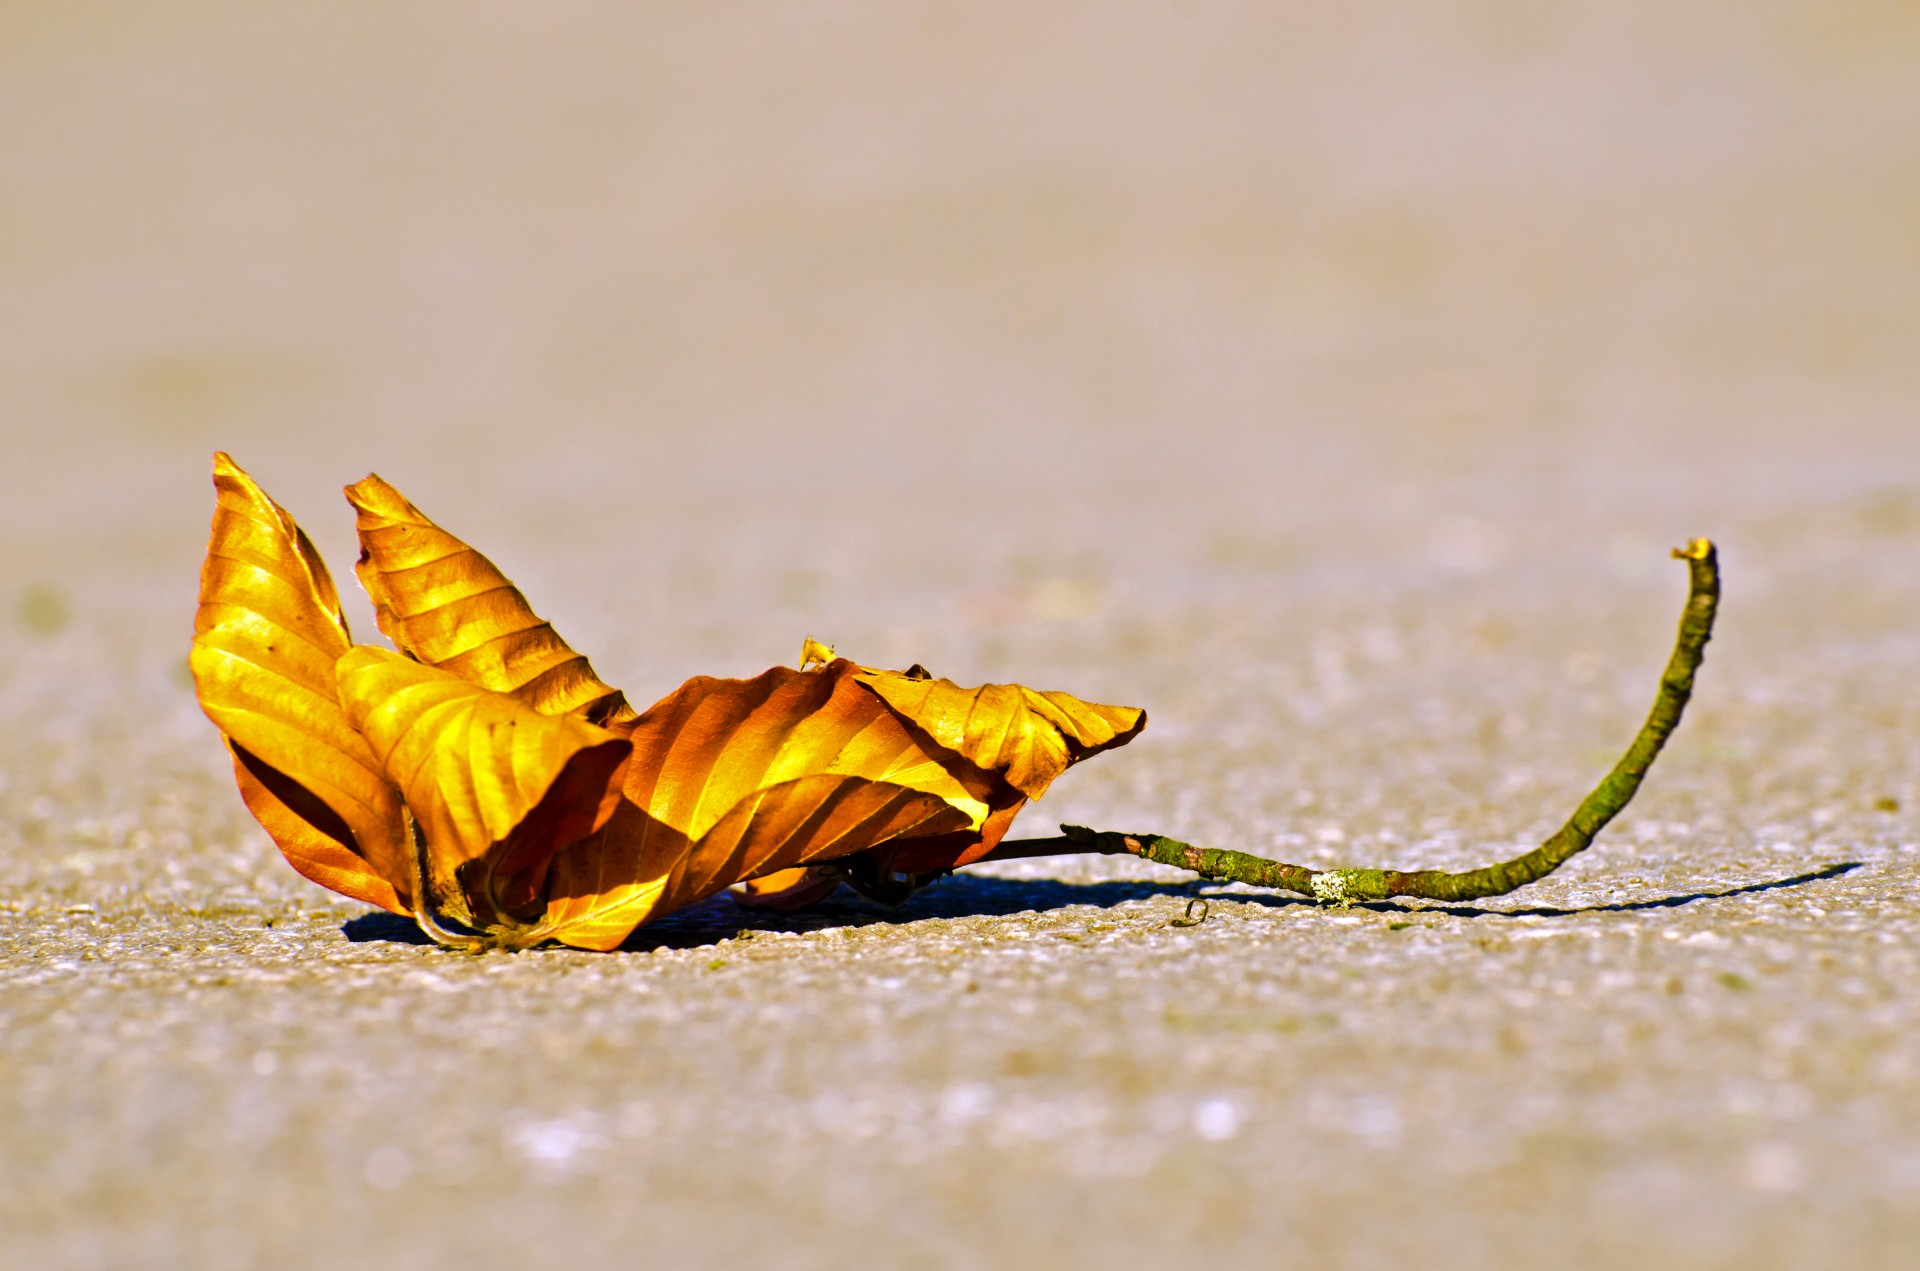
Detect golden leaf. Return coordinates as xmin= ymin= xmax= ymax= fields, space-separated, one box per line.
xmin=335 ymin=647 xmax=633 ymax=934
xmin=190 ymin=454 xmax=412 ymax=914
xmin=192 ymin=458 xmax=1147 ymax=950
xmin=853 ymin=668 xmax=1146 ymax=799
xmin=344 ymin=472 xmax=635 ymax=725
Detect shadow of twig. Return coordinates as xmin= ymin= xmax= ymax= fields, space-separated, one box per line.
xmin=1287 ymin=860 xmax=1866 ymax=919
xmin=615 ymin=876 xmax=1203 ymax=950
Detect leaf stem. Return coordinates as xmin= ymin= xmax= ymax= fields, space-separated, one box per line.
xmin=986 ymin=540 xmax=1720 ymax=905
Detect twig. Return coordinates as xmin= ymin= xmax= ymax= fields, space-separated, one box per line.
xmin=986 ymin=540 xmax=1720 ymax=905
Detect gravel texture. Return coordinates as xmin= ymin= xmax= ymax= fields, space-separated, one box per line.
xmin=4 ymin=5 xmax=1919 ymax=1269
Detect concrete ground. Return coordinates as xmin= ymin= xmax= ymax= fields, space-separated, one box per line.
xmin=3 ymin=5 xmax=1918 ymax=1268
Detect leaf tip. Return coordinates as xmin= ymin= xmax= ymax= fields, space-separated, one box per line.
xmin=209 ymin=451 xmax=260 ymax=499
xmin=343 ymin=472 xmax=414 ymax=521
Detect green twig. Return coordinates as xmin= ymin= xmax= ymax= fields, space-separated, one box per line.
xmin=989 ymin=539 xmax=1720 ymax=905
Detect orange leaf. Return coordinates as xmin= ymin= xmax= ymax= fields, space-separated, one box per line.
xmin=617 ymin=660 xmax=998 ymax=838
xmin=532 ymin=661 xmax=997 ymax=948
xmin=190 ymin=454 xmax=412 ymax=913
xmin=225 ymin=744 xmax=404 ymax=915
xmin=539 ymin=776 xmax=968 ymax=950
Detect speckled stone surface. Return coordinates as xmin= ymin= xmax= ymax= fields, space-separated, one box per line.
xmin=4 ymin=5 xmax=1918 ymax=1268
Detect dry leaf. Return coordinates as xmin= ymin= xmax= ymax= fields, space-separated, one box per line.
xmin=191 ymin=456 xmax=1146 ymax=950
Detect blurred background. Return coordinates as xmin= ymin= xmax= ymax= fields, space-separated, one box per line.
xmin=5 ymin=1 xmax=1916 ymax=661
xmin=4 ymin=4 xmax=1919 ymax=1267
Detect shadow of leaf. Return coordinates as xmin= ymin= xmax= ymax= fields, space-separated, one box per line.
xmin=341 ymin=912 xmax=440 ymax=945
xmin=339 ymin=861 xmax=1866 ymax=949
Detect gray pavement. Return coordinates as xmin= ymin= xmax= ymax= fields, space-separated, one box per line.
xmin=4 ymin=5 xmax=1919 ymax=1268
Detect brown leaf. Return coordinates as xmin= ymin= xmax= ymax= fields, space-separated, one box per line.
xmin=190 ymin=454 xmax=412 ymax=913
xmin=880 ymin=798 xmax=1028 ymax=875
xmin=532 ymin=661 xmax=998 ymax=948
xmin=540 ymin=774 xmax=968 ymax=950
xmin=344 ymin=473 xmax=635 ymax=726
xmin=615 ymin=660 xmax=998 ymax=839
